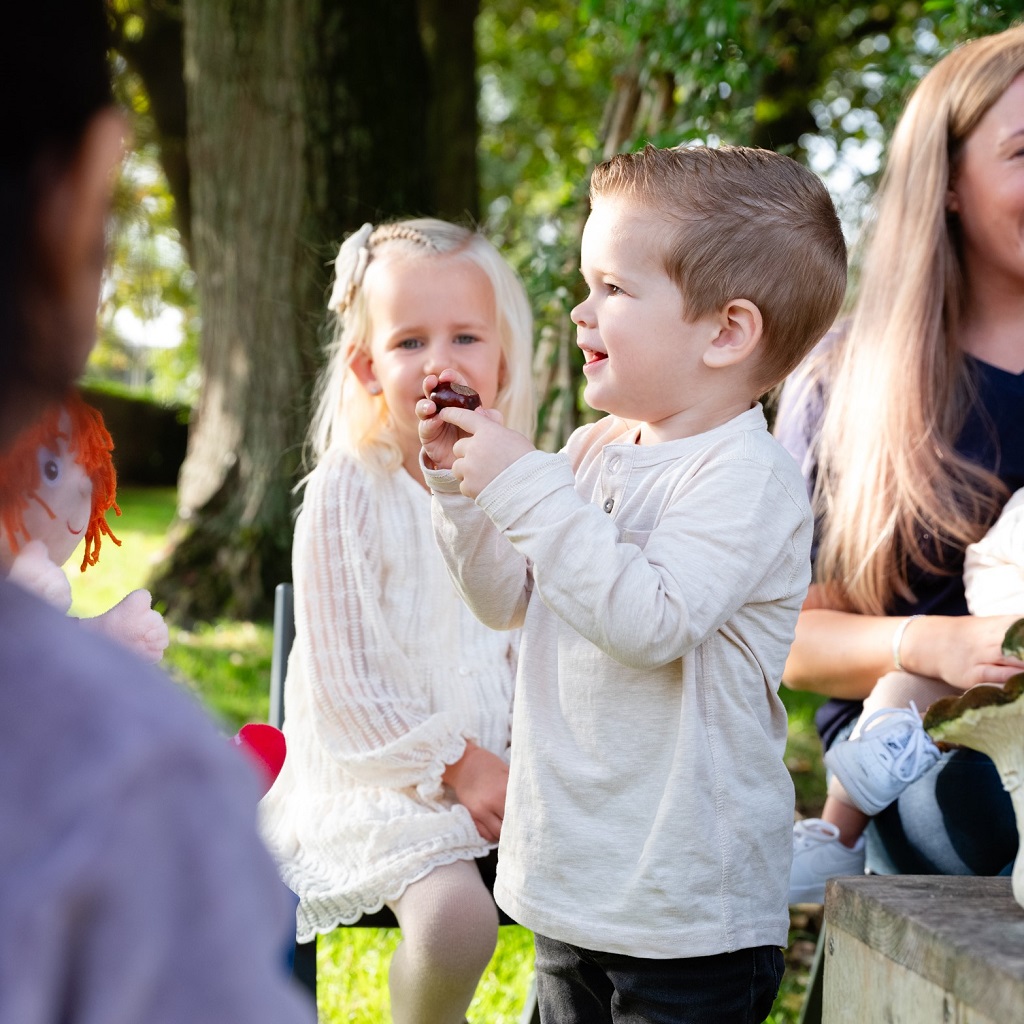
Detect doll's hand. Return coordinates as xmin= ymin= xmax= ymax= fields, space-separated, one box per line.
xmin=81 ymin=588 xmax=170 ymax=663
xmin=8 ymin=540 xmax=73 ymax=612
xmin=444 ymin=409 xmax=535 ymax=500
xmin=442 ymin=740 xmax=509 ymax=843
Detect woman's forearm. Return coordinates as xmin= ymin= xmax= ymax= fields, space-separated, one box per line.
xmin=783 ymin=608 xmax=901 ymax=698
xmin=784 ymin=608 xmax=1024 ymax=697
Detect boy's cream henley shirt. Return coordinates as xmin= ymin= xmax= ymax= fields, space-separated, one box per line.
xmin=426 ymin=406 xmax=810 ymax=957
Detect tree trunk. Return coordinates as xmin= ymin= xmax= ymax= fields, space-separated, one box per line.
xmin=152 ymin=0 xmax=310 ymax=622
xmin=419 ymin=0 xmax=481 ymax=222
xmin=303 ymin=0 xmax=434 ymax=234
xmin=152 ymin=0 xmax=472 ymax=622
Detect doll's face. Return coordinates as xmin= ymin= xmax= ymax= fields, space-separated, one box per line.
xmin=21 ymin=427 xmax=93 ymax=568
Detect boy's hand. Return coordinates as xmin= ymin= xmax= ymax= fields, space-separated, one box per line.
xmin=443 ymin=409 xmax=534 ymax=499
xmin=442 ymin=740 xmax=508 ymax=842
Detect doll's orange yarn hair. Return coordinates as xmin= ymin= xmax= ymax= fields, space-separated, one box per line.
xmin=0 ymin=390 xmax=121 ymax=571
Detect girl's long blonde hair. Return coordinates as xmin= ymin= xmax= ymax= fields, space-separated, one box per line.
xmin=814 ymin=26 xmax=1024 ymax=614
xmin=306 ymin=218 xmax=535 ymax=474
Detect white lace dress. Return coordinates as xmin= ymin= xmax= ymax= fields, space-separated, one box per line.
xmin=259 ymin=450 xmax=516 ymax=941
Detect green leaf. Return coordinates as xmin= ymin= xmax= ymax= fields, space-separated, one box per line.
xmin=1003 ymin=619 xmax=1024 ymax=661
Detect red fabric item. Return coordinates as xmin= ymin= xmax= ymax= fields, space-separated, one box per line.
xmin=232 ymin=723 xmax=287 ymax=798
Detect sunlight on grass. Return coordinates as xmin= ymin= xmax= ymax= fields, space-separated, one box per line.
xmin=166 ymin=620 xmax=274 ymax=731
xmin=782 ymin=686 xmax=828 ymax=819
xmin=72 ymin=487 xmax=825 ymax=1024
xmin=317 ymin=926 xmax=536 ymax=1024
xmin=65 ymin=486 xmax=272 ymax=732
xmin=68 ymin=486 xmax=176 ymax=619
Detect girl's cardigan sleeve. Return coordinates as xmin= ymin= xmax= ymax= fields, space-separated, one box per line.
xmin=292 ymin=459 xmax=469 ymax=797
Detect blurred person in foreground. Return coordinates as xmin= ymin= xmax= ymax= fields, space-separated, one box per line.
xmin=0 ymin=5 xmax=315 ymax=1022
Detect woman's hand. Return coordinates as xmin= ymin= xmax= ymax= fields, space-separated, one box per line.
xmin=903 ymin=613 xmax=1024 ymax=690
xmin=442 ymin=740 xmax=508 ymax=842
xmin=784 ymin=607 xmax=1024 ymax=698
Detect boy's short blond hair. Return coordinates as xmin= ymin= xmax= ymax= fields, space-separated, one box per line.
xmin=590 ymin=144 xmax=847 ymax=392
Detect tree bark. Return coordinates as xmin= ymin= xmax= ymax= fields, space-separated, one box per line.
xmin=150 ymin=0 xmax=309 ymax=622
xmin=418 ymin=0 xmax=481 ymax=222
xmin=152 ymin=0 xmax=474 ymax=622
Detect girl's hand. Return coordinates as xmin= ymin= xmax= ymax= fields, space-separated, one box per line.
xmin=417 ymin=371 xmax=463 ymax=470
xmin=904 ymin=613 xmax=1024 ymax=690
xmin=442 ymin=740 xmax=508 ymax=842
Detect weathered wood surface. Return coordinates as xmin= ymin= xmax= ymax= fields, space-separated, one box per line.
xmin=823 ymin=875 xmax=1024 ymax=1023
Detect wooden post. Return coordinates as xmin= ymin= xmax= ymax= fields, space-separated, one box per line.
xmin=823 ymin=875 xmax=1024 ymax=1023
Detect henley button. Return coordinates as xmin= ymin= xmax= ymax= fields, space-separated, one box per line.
xmin=603 ymin=498 xmax=614 ymax=513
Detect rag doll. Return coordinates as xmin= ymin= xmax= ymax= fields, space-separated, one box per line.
xmin=0 ymin=391 xmax=285 ymax=796
xmin=0 ymin=389 xmax=169 ymax=660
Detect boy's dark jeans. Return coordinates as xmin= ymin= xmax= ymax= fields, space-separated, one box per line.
xmin=533 ymin=933 xmax=783 ymax=1024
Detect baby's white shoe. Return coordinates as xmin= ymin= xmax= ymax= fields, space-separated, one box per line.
xmin=789 ymin=818 xmax=866 ymax=905
xmin=825 ymin=704 xmax=941 ymax=815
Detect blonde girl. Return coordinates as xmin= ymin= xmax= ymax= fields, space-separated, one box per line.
xmin=259 ymin=218 xmax=534 ymax=1023
xmin=778 ymin=25 xmax=1024 ymax=899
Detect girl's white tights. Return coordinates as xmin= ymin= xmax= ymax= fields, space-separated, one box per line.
xmin=386 ymin=858 xmax=499 ymax=1024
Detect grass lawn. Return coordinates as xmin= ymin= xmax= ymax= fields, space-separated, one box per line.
xmin=72 ymin=486 xmax=828 ymax=1023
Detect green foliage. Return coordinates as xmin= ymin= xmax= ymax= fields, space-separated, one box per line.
xmin=478 ymin=0 xmax=1024 ymax=445
xmin=70 ymin=486 xmax=176 ymax=618
xmin=478 ymin=1 xmax=609 ymax=259
xmin=783 ymin=688 xmax=829 ymax=818
xmin=107 ymin=0 xmax=1024 ymax=448
xmin=318 ymin=926 xmax=536 ymax=1023
xmin=69 ymin=486 xmax=266 ymax=730
xmin=1003 ymin=619 xmax=1024 ymax=660
xmin=477 ymin=1 xmax=611 ymax=443
xmin=91 ymin=46 xmax=198 ymax=407
xmin=166 ymin=620 xmax=274 ymax=730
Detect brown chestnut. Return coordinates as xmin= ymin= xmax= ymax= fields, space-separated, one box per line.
xmin=429 ymin=381 xmax=481 ymax=412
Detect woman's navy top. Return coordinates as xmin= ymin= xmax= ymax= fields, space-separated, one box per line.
xmin=774 ymin=352 xmax=1024 ymax=748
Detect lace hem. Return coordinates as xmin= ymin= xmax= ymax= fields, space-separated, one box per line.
xmin=414 ymin=727 xmax=478 ymax=803
xmin=294 ymin=843 xmax=495 ymax=942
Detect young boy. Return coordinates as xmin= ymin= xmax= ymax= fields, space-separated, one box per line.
xmin=418 ymin=144 xmax=847 ymax=1023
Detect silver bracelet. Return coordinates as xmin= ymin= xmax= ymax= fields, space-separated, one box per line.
xmin=891 ymin=614 xmax=923 ymax=672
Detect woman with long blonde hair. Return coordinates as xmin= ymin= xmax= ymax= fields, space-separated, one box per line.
xmin=777 ymin=24 xmax=1024 ymax=899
